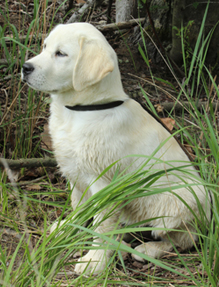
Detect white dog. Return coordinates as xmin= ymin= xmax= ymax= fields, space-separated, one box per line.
xmin=21 ymin=23 xmax=211 ymax=274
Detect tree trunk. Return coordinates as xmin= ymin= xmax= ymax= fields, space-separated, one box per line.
xmin=169 ymin=0 xmax=185 ymax=64
xmin=116 ymin=0 xmax=138 ymax=23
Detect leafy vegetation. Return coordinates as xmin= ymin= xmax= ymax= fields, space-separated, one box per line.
xmin=0 ymin=1 xmax=218 ymax=286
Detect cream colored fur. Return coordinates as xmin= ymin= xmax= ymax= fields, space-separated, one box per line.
xmin=22 ymin=23 xmax=210 ymax=275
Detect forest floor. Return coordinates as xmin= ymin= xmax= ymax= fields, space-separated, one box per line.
xmin=0 ymin=1 xmax=217 ymax=286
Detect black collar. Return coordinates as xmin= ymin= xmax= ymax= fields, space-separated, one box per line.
xmin=65 ymin=100 xmax=124 ymax=111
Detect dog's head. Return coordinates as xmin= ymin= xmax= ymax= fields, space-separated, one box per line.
xmin=21 ymin=23 xmax=115 ymax=94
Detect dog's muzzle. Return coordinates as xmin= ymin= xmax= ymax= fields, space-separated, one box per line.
xmin=22 ymin=62 xmax=34 ymax=80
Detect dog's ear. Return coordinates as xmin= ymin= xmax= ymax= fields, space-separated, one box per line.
xmin=73 ymin=37 xmax=114 ymax=91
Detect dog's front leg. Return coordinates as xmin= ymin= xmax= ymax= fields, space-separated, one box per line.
xmin=74 ymin=210 xmax=119 ymax=275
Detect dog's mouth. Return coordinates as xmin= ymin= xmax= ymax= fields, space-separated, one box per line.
xmin=21 ymin=71 xmax=32 ymax=86
xmin=21 ymin=68 xmax=71 ymax=94
xmin=22 ymin=77 xmax=35 ymax=89
xmin=21 ymin=76 xmax=31 ymax=87
xmin=22 ymin=79 xmax=59 ymax=94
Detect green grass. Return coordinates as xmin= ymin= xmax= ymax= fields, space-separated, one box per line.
xmin=0 ymin=0 xmax=219 ymax=286
xmin=1 ymin=164 xmax=218 ymax=286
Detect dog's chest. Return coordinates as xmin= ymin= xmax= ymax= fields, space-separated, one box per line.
xmin=49 ymin=105 xmax=123 ymax=182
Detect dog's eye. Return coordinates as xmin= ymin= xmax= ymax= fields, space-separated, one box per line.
xmin=55 ymin=51 xmax=67 ymax=57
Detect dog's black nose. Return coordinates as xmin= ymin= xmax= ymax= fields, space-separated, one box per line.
xmin=22 ymin=62 xmax=34 ymax=76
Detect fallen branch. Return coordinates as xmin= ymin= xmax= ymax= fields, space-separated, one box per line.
xmin=0 ymin=158 xmax=57 ymax=169
xmin=96 ymin=18 xmax=145 ymax=32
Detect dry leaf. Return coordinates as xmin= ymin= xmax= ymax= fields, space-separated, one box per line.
xmin=132 ymin=260 xmax=144 ymax=268
xmin=26 ymin=184 xmax=43 ymax=191
xmin=161 ymin=117 xmax=175 ymax=131
xmin=154 ymin=104 xmax=163 ymax=113
xmin=24 ymin=170 xmax=36 ymax=177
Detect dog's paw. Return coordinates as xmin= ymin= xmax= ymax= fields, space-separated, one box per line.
xmin=74 ymin=250 xmax=109 ymax=275
xmin=151 ymin=229 xmax=167 ymax=239
xmin=132 ymin=241 xmax=173 ymax=262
